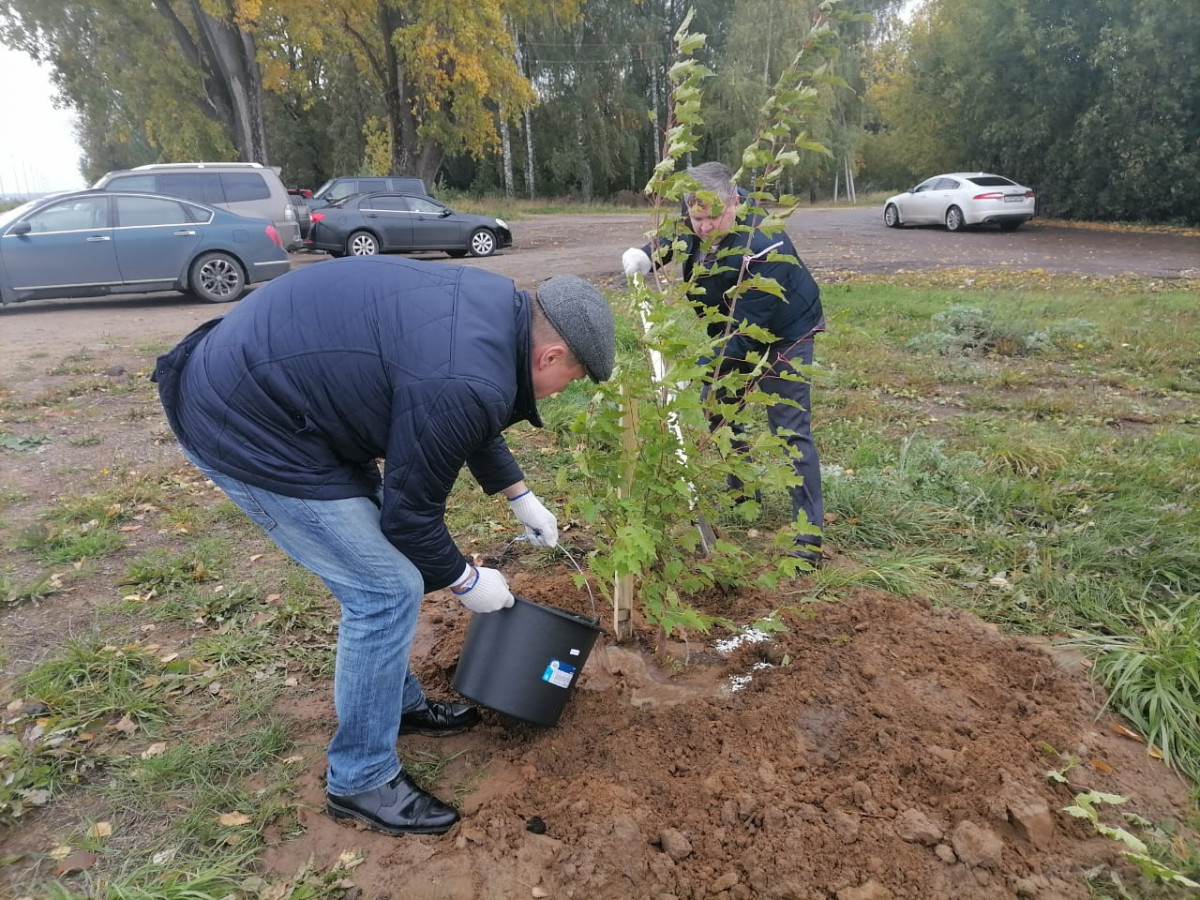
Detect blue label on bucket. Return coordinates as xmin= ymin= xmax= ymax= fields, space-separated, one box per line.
xmin=542 ymin=659 xmax=576 ymax=689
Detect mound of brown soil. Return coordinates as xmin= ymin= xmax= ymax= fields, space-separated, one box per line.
xmin=260 ymin=571 xmax=1193 ymax=900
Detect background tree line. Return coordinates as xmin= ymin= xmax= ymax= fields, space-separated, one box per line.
xmin=1 ymin=0 xmax=1195 ymax=223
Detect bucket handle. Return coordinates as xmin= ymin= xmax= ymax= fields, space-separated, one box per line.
xmin=506 ymin=535 xmax=599 ymax=621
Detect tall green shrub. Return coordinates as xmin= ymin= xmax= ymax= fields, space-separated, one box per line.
xmin=566 ymin=5 xmax=854 ymax=635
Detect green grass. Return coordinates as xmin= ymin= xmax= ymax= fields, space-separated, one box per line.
xmin=21 ymin=723 xmax=304 ymax=899
xmin=1058 ymin=602 xmax=1200 ymax=784
xmin=15 ymin=520 xmax=126 ymax=564
xmin=16 ymin=641 xmax=174 ymax=726
xmin=1 ymin=571 xmax=57 ymax=608
xmin=1 ymin=643 xmax=182 ymax=826
xmin=121 ymin=545 xmax=222 ymax=592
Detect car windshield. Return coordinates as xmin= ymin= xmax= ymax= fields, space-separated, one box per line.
xmin=0 ymin=199 xmax=41 ymax=230
xmin=968 ymin=176 xmax=1017 ymax=187
xmin=313 ymin=179 xmax=334 ymax=198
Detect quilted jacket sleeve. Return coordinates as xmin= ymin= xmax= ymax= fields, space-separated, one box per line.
xmin=465 ymin=435 xmax=524 ymax=495
xmin=380 ymin=379 xmax=513 ymax=592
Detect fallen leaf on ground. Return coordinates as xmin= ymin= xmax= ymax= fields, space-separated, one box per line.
xmin=1112 ymin=722 xmax=1145 ymax=743
xmin=53 ymin=850 xmax=98 ymax=876
xmin=218 ymin=811 xmax=252 ymax=827
xmin=87 ymin=822 xmax=113 ymax=839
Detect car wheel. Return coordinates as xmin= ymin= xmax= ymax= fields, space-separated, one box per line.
xmin=348 ymin=231 xmax=380 ymax=256
xmin=945 ymin=206 xmax=965 ymax=232
xmin=468 ymin=229 xmax=496 ymax=257
xmin=884 ymin=204 xmax=901 ymax=228
xmin=446 ymin=249 xmax=468 ymax=258
xmin=190 ymin=252 xmax=245 ymax=303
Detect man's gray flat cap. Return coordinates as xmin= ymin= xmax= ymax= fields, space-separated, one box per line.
xmin=536 ymin=275 xmax=615 ymax=383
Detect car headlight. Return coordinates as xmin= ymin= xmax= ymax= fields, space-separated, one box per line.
xmin=495 ymin=218 xmax=508 ymax=229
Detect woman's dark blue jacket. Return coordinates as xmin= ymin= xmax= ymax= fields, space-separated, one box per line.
xmin=642 ymin=197 xmax=824 ymax=369
xmin=153 ymin=256 xmax=540 ymax=592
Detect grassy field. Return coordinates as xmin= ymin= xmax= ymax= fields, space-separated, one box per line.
xmin=1 ymin=271 xmax=1197 ymax=896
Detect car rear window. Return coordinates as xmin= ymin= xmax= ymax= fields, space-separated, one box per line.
xmin=366 ymin=196 xmax=411 ymax=211
xmin=105 ymin=174 xmax=156 ymax=193
xmin=116 ymin=195 xmax=191 ymax=227
xmin=221 ymin=173 xmax=271 ymax=202
xmin=390 ymin=178 xmax=426 ymax=193
xmin=967 ymin=176 xmax=1017 ymax=187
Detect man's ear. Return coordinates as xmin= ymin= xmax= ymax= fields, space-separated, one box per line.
xmin=534 ymin=342 xmax=569 ymax=370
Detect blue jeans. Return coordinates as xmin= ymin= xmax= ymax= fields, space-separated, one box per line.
xmin=185 ymin=452 xmax=427 ymax=796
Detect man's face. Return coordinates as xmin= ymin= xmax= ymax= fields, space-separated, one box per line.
xmin=687 ymin=198 xmax=738 ymax=244
xmin=532 ymin=350 xmax=587 ymax=399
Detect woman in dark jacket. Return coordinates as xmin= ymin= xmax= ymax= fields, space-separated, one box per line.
xmin=622 ymin=161 xmax=826 ymax=562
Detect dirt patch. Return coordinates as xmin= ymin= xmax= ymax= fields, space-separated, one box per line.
xmin=247 ymin=572 xmax=1195 ymax=900
xmin=1 ymin=220 xmax=1197 ymax=898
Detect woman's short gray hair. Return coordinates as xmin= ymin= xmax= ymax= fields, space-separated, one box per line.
xmin=684 ymin=162 xmax=738 ymax=207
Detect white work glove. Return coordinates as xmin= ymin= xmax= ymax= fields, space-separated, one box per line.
xmin=451 ymin=564 xmax=514 ymax=613
xmin=622 ymin=247 xmax=652 ymax=278
xmin=508 ymin=489 xmax=558 ymax=547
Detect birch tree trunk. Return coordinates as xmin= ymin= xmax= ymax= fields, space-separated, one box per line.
xmin=650 ymin=64 xmax=661 ymax=165
xmin=573 ymin=32 xmax=592 ymax=201
xmin=524 ymin=109 xmax=536 ymax=199
xmin=500 ymin=116 xmax=514 ymax=197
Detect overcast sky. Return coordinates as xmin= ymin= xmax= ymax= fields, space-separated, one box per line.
xmin=0 ymin=45 xmax=86 ymax=196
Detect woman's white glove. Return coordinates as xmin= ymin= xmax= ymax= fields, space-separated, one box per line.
xmin=508 ymin=490 xmax=558 ymax=547
xmin=451 ymin=565 xmax=514 ymax=613
xmin=622 ymin=247 xmax=652 ymax=277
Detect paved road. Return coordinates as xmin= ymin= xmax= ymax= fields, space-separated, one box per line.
xmin=425 ymin=208 xmax=1198 ymax=289
xmin=3 ymin=208 xmax=1196 ymax=363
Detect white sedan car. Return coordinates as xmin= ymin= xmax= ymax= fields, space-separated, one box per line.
xmin=883 ymin=172 xmax=1036 ymax=232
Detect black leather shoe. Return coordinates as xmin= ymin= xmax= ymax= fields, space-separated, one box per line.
xmin=400 ymin=699 xmax=481 ymax=736
xmin=326 ymin=771 xmax=459 ymax=835
xmin=787 ymin=544 xmax=823 ymax=567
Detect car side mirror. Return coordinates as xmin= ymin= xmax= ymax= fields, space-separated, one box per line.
xmin=9 ymin=221 xmax=31 ymax=236
xmin=440 ymin=208 xmax=452 ymax=217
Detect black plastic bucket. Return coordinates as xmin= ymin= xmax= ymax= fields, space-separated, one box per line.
xmin=452 ymin=595 xmax=602 ymax=727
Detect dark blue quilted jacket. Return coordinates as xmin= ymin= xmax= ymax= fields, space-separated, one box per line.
xmin=155 ymin=256 xmax=540 ymax=592
xmin=643 ymin=197 xmax=824 ymax=369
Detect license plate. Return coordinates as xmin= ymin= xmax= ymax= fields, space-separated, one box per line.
xmin=1003 ymin=195 xmax=1024 ymax=203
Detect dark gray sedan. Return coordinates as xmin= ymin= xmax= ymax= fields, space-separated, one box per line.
xmin=308 ymin=192 xmax=512 ymax=258
xmin=0 ymin=190 xmax=291 ymax=305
